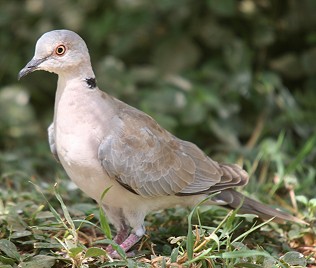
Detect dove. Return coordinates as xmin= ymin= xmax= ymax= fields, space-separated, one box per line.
xmin=18 ymin=29 xmax=306 ymax=256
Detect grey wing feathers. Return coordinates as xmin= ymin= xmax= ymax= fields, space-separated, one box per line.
xmin=98 ymin=104 xmax=248 ymax=197
xmin=47 ymin=123 xmax=59 ymax=162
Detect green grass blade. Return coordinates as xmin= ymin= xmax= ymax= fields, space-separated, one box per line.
xmin=285 ymin=134 xmax=316 ymax=174
xmin=99 ymin=186 xmax=113 ymax=240
xmin=186 ymin=207 xmax=194 ymax=260
xmin=99 ymin=238 xmax=127 ymax=260
xmin=54 ymin=184 xmax=76 ymax=231
xmin=30 ymin=182 xmax=67 ymax=229
xmin=99 ymin=206 xmax=112 ymax=240
xmin=186 ymin=193 xmax=218 ymax=260
xmin=232 ymin=218 xmax=274 ymax=243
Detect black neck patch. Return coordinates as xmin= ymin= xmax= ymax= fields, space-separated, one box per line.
xmin=85 ymin=77 xmax=97 ymax=89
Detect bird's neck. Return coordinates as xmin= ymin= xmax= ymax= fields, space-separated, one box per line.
xmin=58 ymin=61 xmax=95 ymax=81
xmin=57 ymin=62 xmax=96 ymax=91
xmin=54 ymin=63 xmax=97 ymax=117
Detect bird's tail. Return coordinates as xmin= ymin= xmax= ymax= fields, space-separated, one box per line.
xmin=215 ymin=189 xmax=307 ymax=225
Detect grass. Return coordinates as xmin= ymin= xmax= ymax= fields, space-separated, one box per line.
xmin=0 ymin=137 xmax=315 ymax=267
xmin=0 ymin=178 xmax=315 ymax=267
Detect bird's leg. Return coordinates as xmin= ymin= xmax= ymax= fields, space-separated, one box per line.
xmin=110 ymin=225 xmax=145 ymax=258
xmin=110 ymin=233 xmax=142 ymax=258
xmin=113 ymin=226 xmax=130 ymax=244
xmin=106 ymin=225 xmax=129 ymax=253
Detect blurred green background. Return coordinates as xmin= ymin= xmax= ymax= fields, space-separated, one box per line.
xmin=0 ymin=0 xmax=315 ymax=199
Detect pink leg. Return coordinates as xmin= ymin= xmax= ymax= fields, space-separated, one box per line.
xmin=113 ymin=228 xmax=130 ymax=244
xmin=110 ymin=233 xmax=141 ymax=258
xmin=106 ymin=227 xmax=129 ymax=253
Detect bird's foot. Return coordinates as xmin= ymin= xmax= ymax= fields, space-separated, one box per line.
xmin=108 ymin=233 xmax=141 ymax=259
xmin=106 ymin=227 xmax=129 ymax=253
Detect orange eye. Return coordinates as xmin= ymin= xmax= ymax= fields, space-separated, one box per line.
xmin=55 ymin=45 xmax=66 ymax=56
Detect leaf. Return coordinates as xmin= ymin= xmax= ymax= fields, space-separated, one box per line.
xmin=19 ymin=255 xmax=55 ymax=268
xmin=35 ymin=211 xmax=55 ymax=219
xmin=280 ymin=251 xmax=307 ymax=266
xmin=221 ymin=250 xmax=272 ymax=259
xmin=186 ymin=194 xmax=216 ymax=260
xmin=99 ymin=187 xmax=113 ymax=240
xmin=97 ymin=239 xmax=127 ymax=260
xmin=208 ymin=233 xmax=220 ymax=251
xmin=30 ymin=182 xmax=66 ymax=229
xmin=0 ymin=254 xmax=16 ymax=265
xmin=296 ymin=195 xmax=308 ymax=205
xmin=10 ymin=230 xmax=32 ymax=239
xmin=285 ymin=134 xmax=316 ymax=174
xmin=84 ymin=247 xmax=107 ymax=258
xmin=232 ymin=218 xmax=274 ymax=243
xmin=186 ymin=204 xmax=195 ymax=261
xmin=68 ymin=247 xmax=84 ymax=258
xmin=0 ymin=239 xmax=20 ymax=261
xmin=54 ymin=184 xmax=76 ymax=232
xmin=170 ymin=247 xmax=179 ymax=263
xmin=235 ymin=263 xmax=265 ymax=268
xmin=309 ymin=198 xmax=316 ymax=208
xmin=100 ymin=186 xmax=113 ymax=201
xmin=99 ymin=207 xmax=112 ymax=240
xmin=0 ymin=264 xmax=13 ymax=268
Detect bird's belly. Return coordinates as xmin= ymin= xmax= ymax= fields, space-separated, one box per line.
xmin=61 ymin=159 xmax=110 ymax=202
xmin=55 ymin=127 xmax=111 ymax=202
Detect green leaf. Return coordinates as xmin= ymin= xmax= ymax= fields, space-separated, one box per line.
xmin=280 ymin=251 xmax=307 ymax=266
xmin=309 ymin=198 xmax=316 ymax=208
xmin=0 ymin=264 xmax=13 ymax=268
xmin=68 ymin=247 xmax=84 ymax=258
xmin=54 ymin=184 xmax=76 ymax=232
xmin=186 ymin=204 xmax=195 ymax=261
xmin=285 ymin=134 xmax=316 ymax=174
xmin=99 ymin=207 xmax=112 ymax=240
xmin=221 ymin=250 xmax=272 ymax=259
xmin=232 ymin=218 xmax=274 ymax=243
xmin=98 ymin=239 xmax=127 ymax=260
xmin=208 ymin=233 xmax=220 ymax=251
xmin=10 ymin=230 xmax=32 ymax=239
xmin=84 ymin=247 xmax=107 ymax=258
xmin=296 ymin=195 xmax=308 ymax=205
xmin=186 ymin=194 xmax=216 ymax=260
xmin=100 ymin=186 xmax=113 ymax=201
xmin=0 ymin=240 xmax=20 ymax=261
xmin=0 ymin=255 xmax=16 ymax=265
xmin=234 ymin=263 xmax=265 ymax=268
xmin=99 ymin=187 xmax=113 ymax=240
xmin=31 ymin=182 xmax=66 ymax=229
xmin=19 ymin=255 xmax=55 ymax=268
xmin=170 ymin=247 xmax=179 ymax=263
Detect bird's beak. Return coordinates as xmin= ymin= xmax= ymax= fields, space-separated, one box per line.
xmin=18 ymin=57 xmax=48 ymax=80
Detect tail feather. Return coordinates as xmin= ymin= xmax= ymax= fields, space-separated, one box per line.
xmin=215 ymin=189 xmax=307 ymax=225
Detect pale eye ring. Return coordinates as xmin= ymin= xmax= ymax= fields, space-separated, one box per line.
xmin=55 ymin=45 xmax=66 ymax=56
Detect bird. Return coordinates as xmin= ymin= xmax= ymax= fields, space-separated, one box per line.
xmin=18 ymin=29 xmax=306 ymax=257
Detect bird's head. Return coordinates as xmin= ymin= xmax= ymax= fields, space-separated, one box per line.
xmin=18 ymin=29 xmax=91 ymax=79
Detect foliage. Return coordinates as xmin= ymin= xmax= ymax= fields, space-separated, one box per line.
xmin=0 ymin=0 xmax=316 ymax=267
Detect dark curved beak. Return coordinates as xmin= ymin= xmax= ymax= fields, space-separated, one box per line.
xmin=18 ymin=57 xmax=47 ymax=80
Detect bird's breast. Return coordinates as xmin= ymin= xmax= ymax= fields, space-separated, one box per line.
xmin=52 ymin=87 xmax=114 ymax=200
xmin=54 ymin=87 xmax=111 ymax=165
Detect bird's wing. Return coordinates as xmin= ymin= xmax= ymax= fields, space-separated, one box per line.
xmin=47 ymin=123 xmax=59 ymax=162
xmin=98 ymin=104 xmax=224 ymax=197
